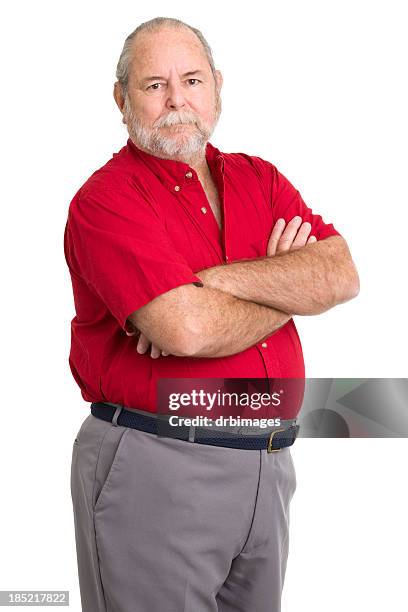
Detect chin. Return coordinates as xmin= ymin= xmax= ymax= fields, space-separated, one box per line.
xmin=161 ymin=135 xmax=206 ymax=157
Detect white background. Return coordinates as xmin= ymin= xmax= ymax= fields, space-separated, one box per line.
xmin=1 ymin=0 xmax=407 ymax=610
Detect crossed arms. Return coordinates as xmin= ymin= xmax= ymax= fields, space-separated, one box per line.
xmin=127 ymin=216 xmax=360 ymax=359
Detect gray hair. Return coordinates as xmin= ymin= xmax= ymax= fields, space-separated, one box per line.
xmin=115 ymin=17 xmax=216 ymax=96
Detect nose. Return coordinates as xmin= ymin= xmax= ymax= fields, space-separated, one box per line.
xmin=165 ymin=79 xmax=187 ymax=111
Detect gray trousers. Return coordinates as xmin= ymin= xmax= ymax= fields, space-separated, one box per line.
xmin=70 ymin=413 xmax=297 ymax=612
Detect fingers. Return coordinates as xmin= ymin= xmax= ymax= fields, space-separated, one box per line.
xmin=268 ymin=216 xmax=318 ymax=255
xmin=276 ymin=216 xmax=303 ymax=253
xmin=151 ymin=345 xmax=171 ymax=358
xmin=136 ymin=332 xmax=151 ymax=354
xmin=125 ymin=329 xmax=137 ymax=336
xmin=136 ymin=332 xmax=171 ymax=357
xmin=291 ymin=221 xmax=312 ymax=250
xmin=124 ymin=319 xmax=138 ymax=336
xmin=267 ymin=218 xmax=286 ymax=256
xmin=150 ymin=344 xmax=161 ymax=359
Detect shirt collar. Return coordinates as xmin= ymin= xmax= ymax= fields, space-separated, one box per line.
xmin=126 ymin=137 xmax=225 ymax=192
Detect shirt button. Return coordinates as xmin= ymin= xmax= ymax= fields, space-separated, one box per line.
xmin=201 ymin=207 xmax=207 ymax=214
xmin=174 ymin=185 xmax=181 ymax=192
xmin=261 ymin=342 xmax=268 ymax=348
xmin=185 ymin=171 xmax=193 ymax=178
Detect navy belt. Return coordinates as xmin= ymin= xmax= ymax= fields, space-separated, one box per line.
xmin=91 ymin=402 xmax=300 ymax=453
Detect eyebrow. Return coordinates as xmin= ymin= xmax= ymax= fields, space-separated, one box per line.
xmin=141 ymin=70 xmax=206 ymax=86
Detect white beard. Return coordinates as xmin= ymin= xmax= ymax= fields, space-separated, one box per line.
xmin=123 ymin=94 xmax=222 ymax=161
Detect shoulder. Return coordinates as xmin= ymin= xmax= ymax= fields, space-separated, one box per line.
xmin=79 ymin=144 xmax=139 ymax=199
xmin=220 ymin=147 xmax=279 ymax=181
xmin=216 ymin=146 xmax=302 ymax=207
xmin=219 ymin=147 xmax=281 ymax=199
xmin=67 ymin=144 xmax=148 ymax=221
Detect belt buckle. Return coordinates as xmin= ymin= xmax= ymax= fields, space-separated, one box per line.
xmin=267 ymin=427 xmax=286 ymax=453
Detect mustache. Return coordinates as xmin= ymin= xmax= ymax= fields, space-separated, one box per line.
xmin=153 ymin=111 xmax=199 ymax=129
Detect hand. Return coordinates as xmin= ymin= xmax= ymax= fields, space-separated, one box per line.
xmin=136 ymin=332 xmax=170 ymax=358
xmin=267 ymin=216 xmax=317 ymax=256
xmin=125 ymin=321 xmax=170 ymax=358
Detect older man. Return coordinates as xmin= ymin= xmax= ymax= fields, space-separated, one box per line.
xmin=65 ymin=16 xmax=359 ymax=612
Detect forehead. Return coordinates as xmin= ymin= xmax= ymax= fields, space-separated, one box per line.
xmin=130 ymin=27 xmax=210 ymax=76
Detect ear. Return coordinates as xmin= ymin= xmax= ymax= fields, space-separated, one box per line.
xmin=214 ymin=69 xmax=223 ymax=94
xmin=113 ymin=81 xmax=126 ymax=123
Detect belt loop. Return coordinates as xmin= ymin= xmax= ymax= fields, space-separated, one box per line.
xmin=112 ymin=405 xmax=123 ymax=426
xmin=188 ymin=425 xmax=195 ymax=442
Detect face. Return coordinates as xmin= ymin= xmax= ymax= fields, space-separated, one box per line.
xmin=114 ymin=27 xmax=223 ymax=162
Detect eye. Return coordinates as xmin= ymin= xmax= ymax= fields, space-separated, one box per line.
xmin=187 ymin=78 xmax=201 ymax=86
xmin=147 ymin=83 xmax=163 ymax=91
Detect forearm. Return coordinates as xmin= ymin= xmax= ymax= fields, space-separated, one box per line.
xmin=197 ymin=236 xmax=360 ymax=315
xmin=130 ymin=283 xmax=292 ymax=359
xmin=188 ymin=287 xmax=292 ymax=358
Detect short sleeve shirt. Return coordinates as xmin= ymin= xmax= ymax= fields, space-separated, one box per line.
xmin=64 ymin=138 xmax=341 ymax=419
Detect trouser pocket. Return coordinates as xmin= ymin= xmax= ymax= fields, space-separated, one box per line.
xmin=93 ymin=425 xmax=130 ymax=512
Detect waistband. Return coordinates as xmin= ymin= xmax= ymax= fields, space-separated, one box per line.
xmin=101 ymin=401 xmax=297 ymax=434
xmin=91 ymin=402 xmax=300 ymax=453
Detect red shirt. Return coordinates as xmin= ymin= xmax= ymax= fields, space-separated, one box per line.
xmin=64 ymin=138 xmax=341 ymax=418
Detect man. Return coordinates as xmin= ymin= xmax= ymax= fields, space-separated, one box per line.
xmin=65 ymin=17 xmax=359 ymax=612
